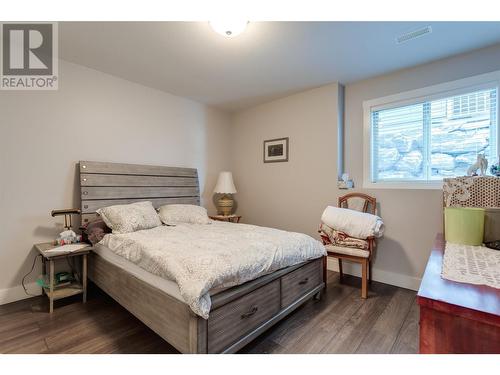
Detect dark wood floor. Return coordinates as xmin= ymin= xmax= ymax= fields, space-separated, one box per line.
xmin=0 ymin=271 xmax=419 ymax=354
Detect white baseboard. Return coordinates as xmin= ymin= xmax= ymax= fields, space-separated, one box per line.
xmin=1 ymin=262 xmax=419 ymax=306
xmin=327 ymin=258 xmax=421 ymax=291
xmin=0 ymin=282 xmax=42 ymax=306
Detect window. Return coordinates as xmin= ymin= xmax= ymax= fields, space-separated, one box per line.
xmin=451 ymin=91 xmax=490 ymax=117
xmin=364 ymin=73 xmax=499 ymax=189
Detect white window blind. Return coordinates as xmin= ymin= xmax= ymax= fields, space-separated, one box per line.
xmin=371 ymin=87 xmax=498 ymax=183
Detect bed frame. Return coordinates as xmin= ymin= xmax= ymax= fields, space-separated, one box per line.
xmin=80 ymin=160 xmax=325 ymax=353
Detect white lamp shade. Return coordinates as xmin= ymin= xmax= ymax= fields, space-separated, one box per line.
xmin=213 ymin=171 xmax=237 ymax=194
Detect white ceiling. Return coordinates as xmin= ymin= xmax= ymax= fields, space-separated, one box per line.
xmin=60 ymin=22 xmax=500 ymax=112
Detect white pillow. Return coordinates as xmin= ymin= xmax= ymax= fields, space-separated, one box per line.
xmin=97 ymin=201 xmax=162 ymax=234
xmin=158 ymin=204 xmax=211 ymax=225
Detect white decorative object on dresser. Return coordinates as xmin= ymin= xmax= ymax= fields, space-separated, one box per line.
xmin=467 ymin=154 xmax=489 ymax=176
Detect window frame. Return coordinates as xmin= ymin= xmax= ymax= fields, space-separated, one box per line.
xmin=363 ymin=71 xmax=500 ymax=190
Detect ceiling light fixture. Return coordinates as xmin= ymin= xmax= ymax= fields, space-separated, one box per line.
xmin=209 ymin=20 xmax=248 ymax=38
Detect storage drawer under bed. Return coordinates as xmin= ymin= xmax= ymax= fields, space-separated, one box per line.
xmin=207 ymin=280 xmax=281 ymax=353
xmin=280 ymin=259 xmax=322 ymax=308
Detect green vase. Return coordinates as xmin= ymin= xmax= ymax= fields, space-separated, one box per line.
xmin=444 ymin=207 xmax=485 ymax=246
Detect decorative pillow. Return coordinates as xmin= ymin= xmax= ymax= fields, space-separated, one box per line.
xmin=158 ymin=204 xmax=211 ymax=225
xmin=97 ymin=201 xmax=162 ymax=234
xmin=83 ymin=218 xmax=111 ymax=245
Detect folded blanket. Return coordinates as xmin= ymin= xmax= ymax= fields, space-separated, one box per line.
xmin=321 ymin=206 xmax=384 ymax=239
xmin=319 ymin=223 xmax=369 ymax=250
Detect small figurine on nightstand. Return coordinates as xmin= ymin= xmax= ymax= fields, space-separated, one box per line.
xmin=55 ymin=229 xmax=82 ymax=246
xmin=51 ymin=208 xmax=83 ymax=245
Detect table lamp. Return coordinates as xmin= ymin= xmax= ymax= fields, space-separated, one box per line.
xmin=214 ymin=171 xmax=237 ymax=216
xmin=51 ymin=208 xmax=81 ymax=230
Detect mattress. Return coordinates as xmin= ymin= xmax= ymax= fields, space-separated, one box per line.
xmin=93 ymin=243 xmax=226 ymax=303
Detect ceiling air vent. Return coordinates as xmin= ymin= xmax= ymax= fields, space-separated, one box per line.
xmin=396 ymin=26 xmax=432 ymax=44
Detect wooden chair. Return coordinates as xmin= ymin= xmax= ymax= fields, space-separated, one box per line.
xmin=320 ymin=193 xmax=377 ymax=299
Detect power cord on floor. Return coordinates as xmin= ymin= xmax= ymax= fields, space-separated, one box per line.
xmin=21 ymin=254 xmax=42 ymax=296
xmin=66 ymin=255 xmax=80 ymax=283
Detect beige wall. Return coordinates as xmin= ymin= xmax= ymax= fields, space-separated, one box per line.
xmin=231 ymin=44 xmax=500 ymax=290
xmin=0 ymin=60 xmax=231 ymax=304
xmin=230 ymin=83 xmax=340 ymax=241
xmin=342 ymin=44 xmax=500 ymax=288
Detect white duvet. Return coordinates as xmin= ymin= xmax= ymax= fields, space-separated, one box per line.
xmin=99 ymin=222 xmax=326 ymax=318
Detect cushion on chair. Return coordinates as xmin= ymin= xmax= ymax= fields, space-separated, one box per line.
xmin=325 ymin=244 xmax=370 ymax=258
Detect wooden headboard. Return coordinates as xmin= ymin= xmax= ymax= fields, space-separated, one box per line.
xmin=79 ymin=160 xmax=200 ymax=225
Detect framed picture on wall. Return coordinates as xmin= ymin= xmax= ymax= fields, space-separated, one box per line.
xmin=263 ymin=137 xmax=289 ymax=163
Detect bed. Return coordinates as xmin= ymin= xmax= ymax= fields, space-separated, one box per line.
xmin=80 ymin=160 xmax=325 ymax=353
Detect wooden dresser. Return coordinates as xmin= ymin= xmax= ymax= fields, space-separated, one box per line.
xmin=417 ymin=234 xmax=500 ymax=353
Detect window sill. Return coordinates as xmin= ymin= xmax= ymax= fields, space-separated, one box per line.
xmin=363 ymin=181 xmax=444 ymax=190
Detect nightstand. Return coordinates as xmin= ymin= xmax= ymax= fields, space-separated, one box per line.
xmin=209 ymin=214 xmax=242 ymax=223
xmin=34 ymin=242 xmax=92 ymax=313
